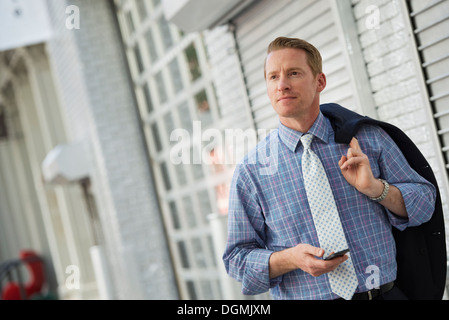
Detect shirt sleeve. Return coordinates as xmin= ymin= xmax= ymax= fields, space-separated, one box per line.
xmin=222 ymin=163 xmax=281 ymax=295
xmin=360 ymin=125 xmax=436 ymax=231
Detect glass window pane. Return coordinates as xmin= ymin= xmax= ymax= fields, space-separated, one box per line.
xmin=215 ymin=182 xmax=229 ymax=215
xmin=134 ymin=45 xmax=144 ymax=74
xmin=136 ymin=0 xmax=147 ymax=22
xmin=186 ymin=281 xmax=197 ymax=299
xmin=169 ymin=201 xmax=181 ymax=229
xmin=163 ymin=112 xmax=175 ymax=143
xmin=145 ymin=29 xmax=158 ymax=63
xmin=195 ymin=90 xmax=209 ymax=113
xmin=158 ymin=16 xmax=173 ymax=50
xmin=200 ymin=280 xmax=214 ymax=299
xmin=178 ymin=102 xmax=192 ymax=133
xmin=167 ymin=109 xmax=188 ymax=186
xmin=174 ymin=164 xmax=187 ymax=186
xmin=185 ymin=43 xmax=201 ymax=81
xmin=169 ymin=58 xmax=183 ymax=92
xmin=151 ymin=122 xmax=162 ymax=152
xmin=155 ymin=71 xmax=167 ymax=104
xmin=152 ymin=0 xmax=161 ymax=9
xmin=207 ymin=235 xmax=217 ymax=267
xmin=126 ymin=11 xmax=135 ymax=37
xmin=160 ymin=162 xmax=171 ymax=191
xmin=192 ymin=163 xmax=204 ymax=180
xmin=191 ymin=146 xmax=204 ymax=179
xmin=192 ymin=238 xmax=206 ymax=268
xmin=195 ymin=90 xmax=212 ymax=124
xmin=197 ymin=189 xmax=212 ymax=223
xmin=177 ymin=241 xmax=190 ymax=268
xmin=182 ymin=195 xmax=196 ymax=227
xmin=208 ymin=148 xmax=225 ymax=174
xmin=143 ymin=82 xmax=153 ymax=113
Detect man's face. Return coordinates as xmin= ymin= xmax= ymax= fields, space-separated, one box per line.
xmin=265 ymin=48 xmax=326 ymax=123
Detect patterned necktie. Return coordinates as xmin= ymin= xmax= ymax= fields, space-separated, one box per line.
xmin=300 ymin=133 xmax=358 ymax=300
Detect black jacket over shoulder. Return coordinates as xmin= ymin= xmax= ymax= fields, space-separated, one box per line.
xmin=321 ymin=103 xmax=447 ymax=300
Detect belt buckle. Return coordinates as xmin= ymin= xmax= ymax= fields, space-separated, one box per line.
xmin=367 ymin=290 xmax=373 ymax=300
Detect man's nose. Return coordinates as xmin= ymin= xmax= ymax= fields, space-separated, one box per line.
xmin=277 ymin=75 xmax=291 ymax=91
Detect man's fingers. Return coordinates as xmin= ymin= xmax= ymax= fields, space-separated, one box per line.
xmin=302 ymin=244 xmax=324 ymax=258
xmin=340 ymin=155 xmax=364 ymax=170
xmin=297 ymin=245 xmax=349 ymax=277
xmin=347 ymin=147 xmax=363 ymax=159
xmin=346 ymin=138 xmax=363 ymax=158
xmin=338 ymin=156 xmax=348 ymax=167
xmin=349 ymin=137 xmax=361 ymax=151
xmin=315 ymin=248 xmax=325 ymax=258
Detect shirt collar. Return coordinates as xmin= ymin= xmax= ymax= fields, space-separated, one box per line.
xmin=278 ymin=112 xmax=330 ymax=152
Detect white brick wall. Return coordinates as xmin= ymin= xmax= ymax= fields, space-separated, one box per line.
xmin=45 ymin=0 xmax=178 ymax=299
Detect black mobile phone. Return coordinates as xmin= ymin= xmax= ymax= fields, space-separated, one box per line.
xmin=324 ymin=249 xmax=349 ymax=261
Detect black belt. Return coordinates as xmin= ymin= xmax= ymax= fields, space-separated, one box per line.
xmin=350 ymin=281 xmax=395 ymax=300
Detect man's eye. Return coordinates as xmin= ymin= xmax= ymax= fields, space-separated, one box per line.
xmin=290 ymin=71 xmax=299 ymax=76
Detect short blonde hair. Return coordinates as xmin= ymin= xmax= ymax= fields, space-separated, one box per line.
xmin=264 ymin=37 xmax=323 ymax=78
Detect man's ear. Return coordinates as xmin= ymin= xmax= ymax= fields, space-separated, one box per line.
xmin=317 ymin=72 xmax=327 ymax=93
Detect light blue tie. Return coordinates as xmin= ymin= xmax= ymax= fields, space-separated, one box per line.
xmin=301 ymin=133 xmax=358 ymax=300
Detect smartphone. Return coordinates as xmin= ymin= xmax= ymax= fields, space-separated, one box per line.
xmin=324 ymin=249 xmax=349 ymax=261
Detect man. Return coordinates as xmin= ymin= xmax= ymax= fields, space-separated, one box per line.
xmin=223 ymin=37 xmax=436 ymax=300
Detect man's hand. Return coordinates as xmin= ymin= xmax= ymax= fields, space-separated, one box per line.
xmin=338 ymin=138 xmax=382 ymax=197
xmin=269 ymin=243 xmax=348 ymax=279
xmin=338 ymin=137 xmax=408 ymax=217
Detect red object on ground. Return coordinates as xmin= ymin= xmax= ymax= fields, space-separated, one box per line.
xmin=1 ymin=250 xmax=45 ymax=300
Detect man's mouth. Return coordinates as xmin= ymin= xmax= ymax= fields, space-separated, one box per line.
xmin=278 ymin=96 xmax=296 ymax=102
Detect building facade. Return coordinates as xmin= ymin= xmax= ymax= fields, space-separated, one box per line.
xmin=0 ymin=0 xmax=448 ymax=300
xmin=0 ymin=0 xmax=177 ymax=300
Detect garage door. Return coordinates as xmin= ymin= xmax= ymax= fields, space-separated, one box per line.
xmin=408 ymin=0 xmax=449 ymax=171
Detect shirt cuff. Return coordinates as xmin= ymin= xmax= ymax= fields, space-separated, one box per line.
xmin=241 ymin=249 xmax=281 ymax=295
xmin=387 ymin=183 xmax=434 ymax=231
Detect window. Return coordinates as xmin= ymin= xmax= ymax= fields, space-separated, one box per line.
xmin=154 ymin=70 xmax=168 ymax=105
xmin=195 ymin=89 xmax=212 ymax=124
xmin=169 ymin=58 xmax=184 ymax=92
xmin=136 ymin=0 xmax=147 ymax=22
xmin=125 ymin=11 xmax=135 ymax=37
xmin=116 ymin=0 xmax=224 ymax=299
xmin=185 ymin=43 xmax=201 ymax=81
xmin=169 ymin=201 xmax=181 ymax=229
xmin=143 ymin=82 xmax=153 ymax=113
xmin=133 ymin=44 xmax=144 ymax=74
xmin=178 ymin=102 xmax=192 ymax=133
xmin=160 ymin=161 xmax=171 ymax=191
xmin=145 ymin=29 xmax=158 ymax=63
xmin=151 ymin=122 xmax=162 ymax=152
xmin=158 ymin=16 xmax=174 ymax=50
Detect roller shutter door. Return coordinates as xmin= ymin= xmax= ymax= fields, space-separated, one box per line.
xmin=408 ymin=0 xmax=449 ymax=171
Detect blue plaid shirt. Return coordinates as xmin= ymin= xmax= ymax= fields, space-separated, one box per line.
xmin=223 ymin=112 xmax=436 ymax=300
